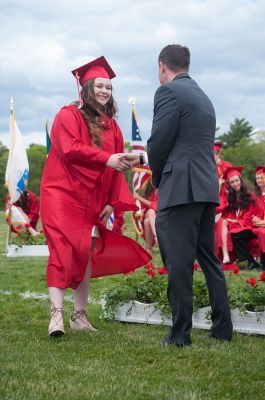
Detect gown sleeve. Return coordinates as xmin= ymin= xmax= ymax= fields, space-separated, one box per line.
xmin=51 ymin=107 xmax=111 ymax=184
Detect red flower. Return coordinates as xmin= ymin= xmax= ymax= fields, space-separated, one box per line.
xmin=259 ymin=271 xmax=265 ymax=282
xmin=157 ymin=266 xmax=167 ymax=275
xmin=233 ymin=266 xmax=239 ymax=275
xmin=149 ymin=262 xmax=155 ymax=270
xmin=147 ymin=269 xmax=156 ymax=278
xmin=194 ymin=262 xmax=199 ymax=271
xmin=144 ymin=264 xmax=150 ymax=270
xmin=246 ymin=278 xmax=257 ymax=286
xmin=25 ymin=223 xmax=31 ymax=228
xmin=222 ymin=263 xmax=235 ymax=271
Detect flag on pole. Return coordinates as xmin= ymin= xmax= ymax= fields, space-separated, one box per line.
xmin=128 ymin=97 xmax=151 ymax=239
xmin=129 ymin=97 xmax=151 ymax=193
xmin=46 ymin=119 xmax=51 ymax=154
xmin=5 ymin=98 xmax=29 ymax=204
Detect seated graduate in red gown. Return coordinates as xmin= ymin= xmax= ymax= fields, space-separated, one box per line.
xmin=215 ymin=166 xmax=259 ymax=268
xmin=5 ymin=189 xmax=40 ymax=237
xmin=133 ymin=178 xmax=158 ymax=254
xmin=250 ymin=166 xmax=265 ymax=270
xmin=214 ymin=139 xmax=232 ymax=216
xmin=40 ymin=56 xmax=151 ymax=337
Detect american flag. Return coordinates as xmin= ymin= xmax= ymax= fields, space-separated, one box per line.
xmin=130 ymin=99 xmax=151 ymax=192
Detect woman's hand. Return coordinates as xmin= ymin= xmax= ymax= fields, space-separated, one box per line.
xmin=219 ymin=177 xmax=225 ymax=187
xmin=133 ymin=192 xmax=140 ymax=200
xmin=227 ymin=218 xmax=238 ymax=224
xmin=106 ymin=154 xmax=131 ymax=171
xmin=100 ymin=204 xmax=114 ymax=225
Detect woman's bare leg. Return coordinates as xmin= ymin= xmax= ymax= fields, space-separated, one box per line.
xmin=71 ymin=238 xmax=97 ymax=330
xmin=222 ymin=219 xmax=230 ymax=263
xmin=144 ymin=218 xmax=154 ymax=254
xmin=48 ymin=287 xmax=66 ymax=336
xmin=145 ymin=209 xmax=157 ymax=244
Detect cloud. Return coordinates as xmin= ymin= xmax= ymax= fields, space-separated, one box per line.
xmin=1 ymin=0 xmax=265 ymax=147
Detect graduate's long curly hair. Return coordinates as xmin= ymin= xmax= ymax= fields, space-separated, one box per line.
xmin=254 ymin=181 xmax=262 ymax=197
xmin=143 ymin=178 xmax=155 ymax=200
xmin=228 ymin=177 xmax=255 ymax=212
xmin=16 ymin=191 xmax=29 ymax=214
xmin=75 ymin=79 xmax=118 ymax=147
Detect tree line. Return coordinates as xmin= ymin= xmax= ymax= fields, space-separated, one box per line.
xmin=0 ymin=117 xmax=264 ymax=208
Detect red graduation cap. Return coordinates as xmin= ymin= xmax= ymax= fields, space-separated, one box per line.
xmin=71 ymin=56 xmax=116 ymax=107
xmin=71 ymin=56 xmax=116 ymax=86
xmin=255 ymin=166 xmax=265 ymax=175
xmin=214 ymin=139 xmax=223 ymax=153
xmin=224 ymin=166 xmax=243 ymax=181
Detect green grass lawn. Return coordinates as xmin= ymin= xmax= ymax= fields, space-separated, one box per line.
xmin=0 ymin=211 xmax=265 ymax=400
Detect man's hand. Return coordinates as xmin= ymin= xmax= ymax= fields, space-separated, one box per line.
xmin=100 ymin=205 xmax=114 ymax=225
xmin=106 ymin=154 xmax=132 ymax=171
xmin=121 ymin=153 xmax=141 ymax=167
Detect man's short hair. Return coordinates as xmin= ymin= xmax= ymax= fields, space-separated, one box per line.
xmin=158 ymin=44 xmax=190 ymax=71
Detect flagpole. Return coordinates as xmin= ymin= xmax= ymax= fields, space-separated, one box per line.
xmin=5 ymin=98 xmax=14 ymax=254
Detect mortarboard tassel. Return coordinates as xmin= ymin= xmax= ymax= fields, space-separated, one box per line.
xmin=75 ymin=72 xmax=83 ymax=108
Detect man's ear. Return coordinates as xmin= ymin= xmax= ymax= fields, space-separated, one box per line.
xmin=159 ymin=61 xmax=165 ymax=71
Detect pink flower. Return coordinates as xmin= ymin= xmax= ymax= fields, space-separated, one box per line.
xmin=245 ymin=278 xmax=257 ymax=286
xmin=157 ymin=266 xmax=167 ymax=275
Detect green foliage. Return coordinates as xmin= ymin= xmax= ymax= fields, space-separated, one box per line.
xmin=221 ymin=137 xmax=265 ymax=183
xmin=26 ymin=144 xmax=46 ymax=197
xmin=219 ymin=118 xmax=253 ymax=148
xmin=103 ymin=265 xmax=265 ymax=319
xmin=228 ymin=273 xmax=265 ymax=313
xmin=10 ymin=232 xmax=47 ymax=246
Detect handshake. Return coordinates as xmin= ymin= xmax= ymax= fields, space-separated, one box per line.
xmin=106 ymin=153 xmax=145 ymax=172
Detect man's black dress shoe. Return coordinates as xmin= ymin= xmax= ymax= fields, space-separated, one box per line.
xmin=162 ymin=336 xmax=192 ymax=347
xmin=247 ymin=260 xmax=261 ymax=270
xmin=206 ymin=333 xmax=232 ymax=342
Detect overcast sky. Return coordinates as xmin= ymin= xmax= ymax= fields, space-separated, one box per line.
xmin=0 ymin=0 xmax=264 ymax=148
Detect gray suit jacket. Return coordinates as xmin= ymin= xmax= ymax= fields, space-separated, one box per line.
xmin=147 ymin=73 xmax=219 ymax=211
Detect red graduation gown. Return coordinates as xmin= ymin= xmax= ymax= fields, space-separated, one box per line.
xmin=40 ymin=105 xmax=150 ymax=289
xmin=215 ymin=195 xmax=259 ymax=259
xmin=252 ymin=194 xmax=265 ymax=252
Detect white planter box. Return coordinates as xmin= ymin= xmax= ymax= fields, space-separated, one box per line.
xmin=106 ymin=300 xmax=265 ymax=335
xmin=6 ymin=245 xmax=49 ymax=257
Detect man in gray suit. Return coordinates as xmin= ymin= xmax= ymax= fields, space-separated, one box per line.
xmin=147 ymin=44 xmax=232 ymax=346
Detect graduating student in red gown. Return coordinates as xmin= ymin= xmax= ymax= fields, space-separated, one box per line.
xmin=213 ymin=140 xmax=232 ymax=215
xmin=133 ymin=178 xmax=158 ymax=254
xmin=40 ymin=56 xmax=151 ymax=337
xmin=215 ymin=167 xmax=259 ymax=268
xmin=5 ymin=190 xmax=40 ymax=237
xmin=250 ymin=166 xmax=265 ymax=270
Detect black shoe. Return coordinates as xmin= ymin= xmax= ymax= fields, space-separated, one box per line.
xmin=206 ymin=333 xmax=232 ymax=342
xmin=162 ymin=335 xmax=192 ymax=347
xmin=247 ymin=260 xmax=261 ymax=270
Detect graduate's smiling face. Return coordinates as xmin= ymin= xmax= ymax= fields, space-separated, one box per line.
xmin=229 ymin=175 xmax=241 ymax=192
xmin=256 ymin=173 xmax=265 ymax=188
xmin=93 ymin=78 xmax=112 ymax=106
